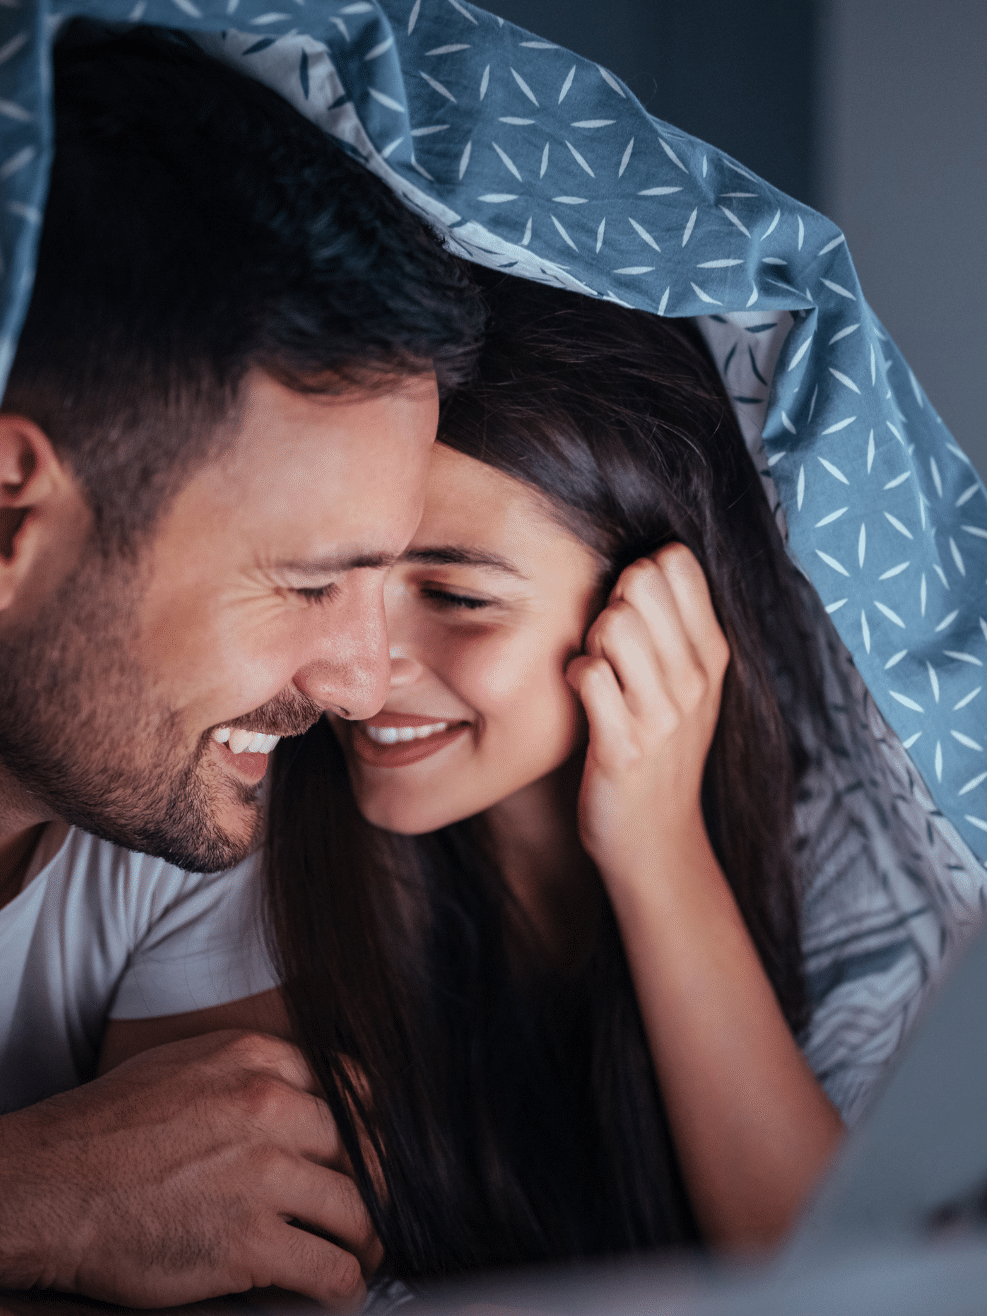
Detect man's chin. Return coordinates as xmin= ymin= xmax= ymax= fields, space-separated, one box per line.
xmin=192 ymin=793 xmax=267 ymax=873
xmin=154 ymin=748 xmax=269 ymax=873
xmin=66 ymin=781 xmax=266 ymax=875
xmin=135 ymin=816 xmax=262 ymax=874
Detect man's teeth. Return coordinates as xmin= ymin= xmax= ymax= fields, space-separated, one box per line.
xmin=211 ymin=727 xmax=282 ymax=755
xmin=365 ymin=721 xmax=450 ymax=745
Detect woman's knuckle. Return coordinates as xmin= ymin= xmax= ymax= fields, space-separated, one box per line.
xmin=593 ymin=614 xmax=618 ymax=647
xmin=682 ymin=669 xmax=707 ymax=704
xmin=660 ymin=541 xmax=694 ymax=571
xmin=623 ymin=556 xmax=653 ymax=583
xmin=622 ymin=561 xmax=657 ymax=597
xmin=660 ymin=705 xmax=682 ymax=737
xmin=606 ymin=599 xmax=636 ymax=633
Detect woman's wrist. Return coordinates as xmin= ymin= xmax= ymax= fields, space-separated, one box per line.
xmin=592 ymin=808 xmax=721 ymax=906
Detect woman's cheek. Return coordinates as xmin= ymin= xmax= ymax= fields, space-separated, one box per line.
xmin=456 ymin=627 xmax=584 ymax=769
xmin=442 ymin=624 xmax=530 ymax=710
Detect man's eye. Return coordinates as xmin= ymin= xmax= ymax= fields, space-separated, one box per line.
xmin=295 ymin=583 xmax=339 ymax=604
xmin=420 ymin=586 xmax=492 ymax=611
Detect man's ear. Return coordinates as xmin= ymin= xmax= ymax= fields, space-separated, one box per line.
xmin=0 ymin=413 xmax=85 ymax=612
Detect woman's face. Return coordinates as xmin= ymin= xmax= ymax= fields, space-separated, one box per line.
xmin=331 ymin=442 xmax=603 ymax=834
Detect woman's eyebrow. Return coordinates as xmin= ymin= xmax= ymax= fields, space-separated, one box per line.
xmin=402 ymin=545 xmax=527 ymax=578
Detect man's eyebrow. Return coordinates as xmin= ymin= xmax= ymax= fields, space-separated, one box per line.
xmin=402 ymin=545 xmax=526 ymax=577
xmin=274 ymin=551 xmax=400 ymax=576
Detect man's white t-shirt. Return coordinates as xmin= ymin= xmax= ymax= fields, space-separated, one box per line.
xmin=0 ymin=824 xmax=278 ymax=1114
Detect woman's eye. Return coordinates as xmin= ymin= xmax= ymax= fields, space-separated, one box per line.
xmin=420 ymin=586 xmax=493 ymax=611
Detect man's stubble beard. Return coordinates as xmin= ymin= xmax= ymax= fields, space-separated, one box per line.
xmin=0 ymin=545 xmax=263 ymax=873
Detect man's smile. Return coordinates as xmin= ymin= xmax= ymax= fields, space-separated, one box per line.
xmin=212 ymin=727 xmax=283 ymax=755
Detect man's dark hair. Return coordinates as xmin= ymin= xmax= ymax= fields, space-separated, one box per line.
xmin=2 ymin=25 xmax=484 ymax=554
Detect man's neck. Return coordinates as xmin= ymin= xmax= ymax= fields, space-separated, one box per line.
xmin=0 ymin=824 xmax=48 ymax=911
xmin=0 ymin=770 xmax=57 ymax=911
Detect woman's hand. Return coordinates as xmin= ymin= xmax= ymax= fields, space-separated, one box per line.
xmin=566 ymin=542 xmax=729 ymax=885
xmin=568 ymin=543 xmax=843 ymax=1253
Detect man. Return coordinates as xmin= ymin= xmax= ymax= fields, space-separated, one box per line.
xmin=0 ymin=25 xmax=482 ymax=1308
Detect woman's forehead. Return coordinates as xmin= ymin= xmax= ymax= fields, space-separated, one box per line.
xmin=412 ymin=443 xmax=576 ymax=565
xmin=405 ymin=442 xmax=600 ymax=586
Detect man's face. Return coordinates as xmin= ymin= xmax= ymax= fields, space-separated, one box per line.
xmin=0 ymin=370 xmax=437 ymax=871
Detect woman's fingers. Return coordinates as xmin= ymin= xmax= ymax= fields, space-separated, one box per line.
xmin=651 ymin=543 xmax=730 ymax=683
xmin=571 ymin=546 xmax=730 ymax=872
xmin=625 ymin=548 xmax=727 ymax=684
xmin=585 ymin=601 xmax=675 ymax=727
xmin=570 ymin=546 xmax=729 ymax=782
xmin=566 ymin=652 xmax=634 ymax=750
xmin=588 ymin=545 xmax=727 ymax=726
xmin=608 ymin=555 xmax=696 ymax=690
xmin=572 ymin=544 xmax=729 ymax=767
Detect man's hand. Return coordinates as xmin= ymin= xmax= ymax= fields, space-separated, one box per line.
xmin=0 ymin=1031 xmax=382 ymax=1309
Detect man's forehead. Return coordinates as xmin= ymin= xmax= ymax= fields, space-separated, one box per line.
xmin=147 ymin=375 xmax=436 ymax=578
xmin=217 ymin=370 xmax=438 ymax=476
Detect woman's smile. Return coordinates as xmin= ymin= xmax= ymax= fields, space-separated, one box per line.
xmin=352 ymin=711 xmax=473 ymax=768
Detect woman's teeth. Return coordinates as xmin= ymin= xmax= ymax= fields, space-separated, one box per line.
xmin=211 ymin=727 xmax=282 ymax=755
xmin=364 ymin=722 xmax=450 ymax=745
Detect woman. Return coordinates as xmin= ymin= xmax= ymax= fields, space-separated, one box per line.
xmin=265 ymin=271 xmax=844 ymax=1282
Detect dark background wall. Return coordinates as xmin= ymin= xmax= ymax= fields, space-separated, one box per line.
xmin=482 ymin=0 xmax=986 ymax=481
xmin=818 ymin=0 xmax=986 ymax=482
xmin=484 ymin=0 xmax=818 ymax=207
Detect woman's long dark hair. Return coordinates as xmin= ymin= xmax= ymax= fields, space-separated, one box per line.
xmin=266 ymin=273 xmax=826 ymax=1281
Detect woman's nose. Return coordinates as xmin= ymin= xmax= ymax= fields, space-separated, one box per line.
xmin=384 ymin=578 xmax=427 ymax=688
xmin=389 ymin=647 xmax=424 ymax=688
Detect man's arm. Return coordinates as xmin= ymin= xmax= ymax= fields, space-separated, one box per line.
xmin=98 ymin=987 xmax=291 ymax=1073
xmin=0 ymin=1025 xmax=381 ymax=1309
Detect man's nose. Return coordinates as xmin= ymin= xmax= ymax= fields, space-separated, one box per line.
xmin=292 ymin=576 xmax=391 ymax=720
